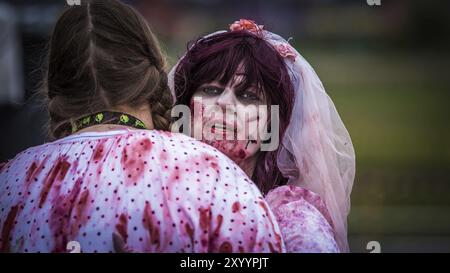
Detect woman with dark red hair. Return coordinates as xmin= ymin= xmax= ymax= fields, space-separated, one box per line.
xmin=169 ymin=19 xmax=356 ymax=252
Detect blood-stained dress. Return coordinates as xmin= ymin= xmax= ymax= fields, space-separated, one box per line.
xmin=0 ymin=129 xmax=284 ymax=253
xmin=265 ymin=185 xmax=339 ymax=253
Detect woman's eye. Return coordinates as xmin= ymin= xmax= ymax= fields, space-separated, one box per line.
xmin=202 ymin=86 xmax=222 ymax=95
xmin=240 ymin=91 xmax=260 ymax=101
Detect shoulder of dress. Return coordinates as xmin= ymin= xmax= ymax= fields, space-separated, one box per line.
xmin=265 ymin=184 xmax=334 ymax=228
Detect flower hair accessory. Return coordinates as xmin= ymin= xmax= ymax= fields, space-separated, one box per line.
xmin=229 ymin=19 xmax=264 ymax=36
xmin=230 ymin=19 xmax=297 ymax=61
xmin=275 ymin=43 xmax=297 ymax=61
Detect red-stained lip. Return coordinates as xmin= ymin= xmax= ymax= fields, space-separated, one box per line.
xmin=211 ymin=125 xmax=231 ymax=134
xmin=206 ymin=119 xmax=236 ymax=133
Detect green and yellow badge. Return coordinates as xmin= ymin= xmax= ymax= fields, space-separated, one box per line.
xmin=120 ymin=114 xmax=129 ymax=124
xmin=95 ymin=113 xmax=104 ymax=123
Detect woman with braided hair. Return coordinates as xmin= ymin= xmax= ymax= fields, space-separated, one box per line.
xmin=0 ymin=1 xmax=285 ymax=253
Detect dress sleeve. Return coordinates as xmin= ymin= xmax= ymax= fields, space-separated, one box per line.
xmin=265 ymin=185 xmax=340 ymax=253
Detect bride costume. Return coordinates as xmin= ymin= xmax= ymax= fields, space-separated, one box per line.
xmin=168 ymin=19 xmax=356 ymax=252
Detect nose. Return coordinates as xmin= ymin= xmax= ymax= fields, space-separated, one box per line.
xmin=215 ymin=88 xmax=236 ymax=109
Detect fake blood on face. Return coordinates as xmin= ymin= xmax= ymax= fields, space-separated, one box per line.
xmin=204 ymin=139 xmax=249 ymax=164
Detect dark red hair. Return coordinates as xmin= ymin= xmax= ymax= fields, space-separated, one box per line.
xmin=173 ymin=30 xmax=295 ymax=194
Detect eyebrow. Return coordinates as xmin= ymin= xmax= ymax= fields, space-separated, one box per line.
xmin=233 ymin=78 xmax=258 ymax=92
xmin=200 ymin=82 xmax=224 ymax=88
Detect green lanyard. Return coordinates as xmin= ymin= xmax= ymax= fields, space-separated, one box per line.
xmin=68 ymin=111 xmax=147 ymax=133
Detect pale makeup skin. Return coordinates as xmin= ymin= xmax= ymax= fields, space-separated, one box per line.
xmin=190 ymin=65 xmax=269 ymax=177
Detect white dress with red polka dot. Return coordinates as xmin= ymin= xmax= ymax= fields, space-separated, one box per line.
xmin=0 ymin=129 xmax=285 ymax=253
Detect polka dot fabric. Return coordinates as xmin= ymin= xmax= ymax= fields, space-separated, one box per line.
xmin=265 ymin=185 xmax=339 ymax=253
xmin=0 ymin=129 xmax=285 ymax=253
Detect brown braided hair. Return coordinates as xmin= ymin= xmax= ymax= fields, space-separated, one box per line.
xmin=42 ymin=0 xmax=172 ymax=139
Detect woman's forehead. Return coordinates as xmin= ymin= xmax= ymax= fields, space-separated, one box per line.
xmin=207 ymin=73 xmax=259 ymax=91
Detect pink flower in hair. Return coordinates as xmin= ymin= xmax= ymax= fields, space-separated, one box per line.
xmin=229 ymin=19 xmax=264 ymax=35
xmin=275 ymin=43 xmax=297 ymax=61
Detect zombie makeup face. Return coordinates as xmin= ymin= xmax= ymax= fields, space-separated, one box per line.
xmin=190 ymin=65 xmax=269 ymax=166
xmin=173 ymin=30 xmax=295 ymax=191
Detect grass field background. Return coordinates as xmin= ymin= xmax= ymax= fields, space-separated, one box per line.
xmin=300 ymin=48 xmax=450 ymax=252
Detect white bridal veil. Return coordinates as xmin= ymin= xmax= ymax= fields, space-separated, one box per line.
xmin=168 ymin=22 xmax=356 ymax=252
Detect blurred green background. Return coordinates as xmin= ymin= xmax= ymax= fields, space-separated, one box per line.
xmin=1 ymin=0 xmax=449 ymax=252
